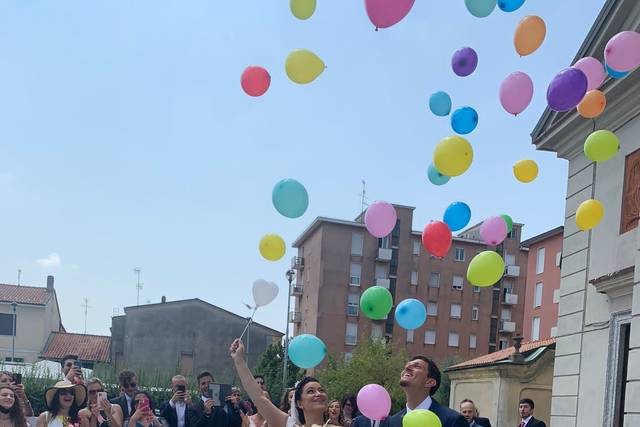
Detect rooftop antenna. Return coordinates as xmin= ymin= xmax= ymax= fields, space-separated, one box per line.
xmin=133 ymin=268 xmax=143 ymax=306
xmin=81 ymin=297 xmax=92 ymax=334
xmin=359 ymin=179 xmax=369 ymax=222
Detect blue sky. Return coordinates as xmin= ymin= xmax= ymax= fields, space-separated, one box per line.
xmin=0 ymin=0 xmax=606 ymax=336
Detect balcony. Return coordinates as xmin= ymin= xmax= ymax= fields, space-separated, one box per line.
xmin=500 ymin=320 xmax=516 ymax=333
xmin=376 ymin=248 xmax=392 ymax=262
xmin=504 ymin=265 xmax=520 ymax=277
xmin=502 ymin=293 xmax=518 ymax=305
xmin=291 ymin=256 xmax=305 ymax=270
xmin=290 ymin=285 xmax=304 ymax=296
xmin=289 ymin=311 xmax=302 ymax=323
xmin=375 ymin=278 xmax=390 ymax=289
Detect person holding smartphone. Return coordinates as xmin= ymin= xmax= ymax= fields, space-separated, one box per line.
xmin=160 ymin=376 xmax=194 ymax=427
xmin=130 ymin=392 xmax=163 ymax=427
xmin=0 ymin=372 xmax=33 ymax=417
xmin=60 ymin=355 xmax=84 ymax=385
xmin=79 ymin=378 xmax=124 ymax=427
xmin=191 ymin=371 xmax=236 ymax=427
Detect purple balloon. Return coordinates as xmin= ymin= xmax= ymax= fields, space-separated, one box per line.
xmin=499 ymin=71 xmax=533 ymax=115
xmin=452 ymin=47 xmax=478 ymax=77
xmin=546 ymin=68 xmax=588 ymax=112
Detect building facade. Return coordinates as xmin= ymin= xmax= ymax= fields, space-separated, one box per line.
xmin=291 ymin=205 xmax=528 ymax=364
xmin=110 ymin=298 xmax=282 ymax=382
xmin=521 ymin=227 xmax=563 ymax=341
xmin=0 ymin=276 xmax=64 ymax=363
xmin=531 ymin=1 xmax=640 ymax=425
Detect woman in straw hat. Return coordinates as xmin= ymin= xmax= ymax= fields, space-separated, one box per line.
xmin=36 ymin=381 xmax=88 ymax=427
xmin=0 ymin=385 xmax=27 ymax=427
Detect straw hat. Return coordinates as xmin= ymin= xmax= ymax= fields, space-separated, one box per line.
xmin=44 ymin=381 xmax=87 ymax=410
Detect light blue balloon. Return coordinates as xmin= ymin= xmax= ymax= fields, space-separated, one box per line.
xmin=395 ymin=299 xmax=426 ymax=330
xmin=428 ymin=163 xmax=450 ymax=186
xmin=272 ymin=179 xmax=309 ymax=219
xmin=497 ymin=0 xmax=525 ymax=12
xmin=465 ymin=0 xmax=496 ymax=17
xmin=451 ymin=106 xmax=478 ymax=135
xmin=288 ymin=334 xmax=327 ymax=368
xmin=429 ymin=91 xmax=452 ymax=117
xmin=605 ymin=63 xmax=629 ymax=79
xmin=443 ymin=202 xmax=471 ymax=232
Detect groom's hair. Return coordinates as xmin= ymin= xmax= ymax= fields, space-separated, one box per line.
xmin=410 ymin=355 xmax=441 ymax=396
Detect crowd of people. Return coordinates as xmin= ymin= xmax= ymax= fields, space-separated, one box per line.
xmin=0 ymin=343 xmax=545 ymax=427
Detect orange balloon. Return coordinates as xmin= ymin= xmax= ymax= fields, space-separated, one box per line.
xmin=514 ymin=16 xmax=546 ymax=56
xmin=577 ymin=90 xmax=607 ymax=118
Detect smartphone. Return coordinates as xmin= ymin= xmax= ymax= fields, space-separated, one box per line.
xmin=139 ymin=397 xmax=150 ymax=414
xmin=12 ymin=373 xmax=21 ymax=385
xmin=176 ymin=384 xmax=186 ymax=393
xmin=97 ymin=392 xmax=108 ymax=405
xmin=74 ymin=360 xmax=83 ymax=370
xmin=208 ymin=383 xmax=232 ymax=406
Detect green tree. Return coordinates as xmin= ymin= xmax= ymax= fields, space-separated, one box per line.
xmin=316 ymin=339 xmax=407 ymax=413
xmin=253 ymin=342 xmax=304 ymax=404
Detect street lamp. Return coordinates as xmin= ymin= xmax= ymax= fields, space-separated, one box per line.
xmin=10 ymin=302 xmax=17 ymax=363
xmin=283 ymin=269 xmax=295 ymax=392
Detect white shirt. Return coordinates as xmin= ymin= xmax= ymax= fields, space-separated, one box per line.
xmin=125 ymin=394 xmax=133 ymax=416
xmin=520 ymin=416 xmax=532 ymax=426
xmin=406 ymin=396 xmax=433 ymax=413
xmin=169 ymin=400 xmax=187 ymax=427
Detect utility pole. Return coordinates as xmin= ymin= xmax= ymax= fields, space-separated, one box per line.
xmin=133 ymin=268 xmax=143 ymax=306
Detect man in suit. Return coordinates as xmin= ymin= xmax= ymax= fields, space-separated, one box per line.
xmin=517 ymin=398 xmax=546 ymax=427
xmin=161 ymin=375 xmax=195 ymax=427
xmin=385 ymin=356 xmax=467 ymax=427
xmin=190 ymin=371 xmax=238 ymax=427
xmin=459 ymin=399 xmax=491 ymax=427
xmin=110 ymin=370 xmax=138 ymax=421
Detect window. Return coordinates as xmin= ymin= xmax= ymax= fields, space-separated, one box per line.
xmin=375 ymin=264 xmax=387 ymax=280
xmin=0 ymin=313 xmax=16 ymax=336
xmin=450 ymin=303 xmax=462 ymax=319
xmin=427 ymin=302 xmax=438 ymax=317
xmin=536 ymin=247 xmax=545 ymax=274
xmin=349 ymin=263 xmax=361 ymax=286
xmin=534 ymin=283 xmax=543 ymax=308
xmin=505 ymin=253 xmax=516 ymax=266
xmin=412 ymin=240 xmax=421 ymax=255
xmin=410 ymin=271 xmax=418 ymax=285
xmin=346 ymin=322 xmax=358 ymax=345
xmin=452 ymin=275 xmax=464 ymax=290
xmin=424 ymin=329 xmax=436 ymax=345
xmin=469 ymin=335 xmax=477 ymax=349
xmin=351 ymin=233 xmax=364 ymax=256
xmin=378 ymin=236 xmax=390 ymax=249
xmin=555 ymin=252 xmax=562 ymax=267
xmin=621 ymin=148 xmax=640 ymax=233
xmin=455 ymin=248 xmax=465 ymax=261
xmin=4 ymin=357 xmax=23 ymax=363
xmin=406 ymin=329 xmax=414 ymax=343
xmin=448 ymin=332 xmax=460 ymax=347
xmin=531 ymin=316 xmax=540 ymax=340
xmin=180 ymin=352 xmax=193 ymax=376
xmin=499 ymin=339 xmax=509 ymax=350
xmin=501 ymin=307 xmax=511 ymax=321
xmin=371 ymin=324 xmax=383 ymax=339
xmin=473 ymin=285 xmax=481 ymax=293
xmin=503 ymin=280 xmax=513 ymax=294
xmin=507 ymin=228 xmax=516 ymax=239
xmin=429 ymin=273 xmax=440 ymax=288
xmin=347 ymin=293 xmax=359 ymax=316
xmin=472 ymin=305 xmax=479 ymax=321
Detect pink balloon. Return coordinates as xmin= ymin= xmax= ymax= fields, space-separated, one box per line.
xmin=480 ymin=216 xmax=508 ymax=246
xmin=364 ymin=201 xmax=397 ymax=238
xmin=241 ymin=66 xmax=271 ymax=97
xmin=573 ymin=57 xmax=605 ymax=91
xmin=499 ymin=72 xmax=533 ymax=115
xmin=605 ymin=31 xmax=640 ymax=72
xmin=357 ymin=384 xmax=391 ymax=421
xmin=365 ymin=0 xmax=415 ymax=29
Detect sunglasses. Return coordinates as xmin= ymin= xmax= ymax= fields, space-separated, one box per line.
xmin=124 ymin=383 xmax=137 ymax=389
xmin=59 ymin=390 xmax=74 ymax=396
xmin=256 ymin=380 xmax=265 ymax=385
xmin=88 ymin=390 xmax=104 ymax=394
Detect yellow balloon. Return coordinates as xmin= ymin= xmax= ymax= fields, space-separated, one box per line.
xmin=290 ymin=0 xmax=316 ymax=20
xmin=576 ymin=199 xmax=604 ymax=231
xmin=403 ymin=410 xmax=442 ymax=427
xmin=285 ymin=49 xmax=325 ymax=84
xmin=433 ymin=136 xmax=474 ymax=177
xmin=513 ymin=159 xmax=538 ymax=183
xmin=259 ymin=234 xmax=286 ymax=261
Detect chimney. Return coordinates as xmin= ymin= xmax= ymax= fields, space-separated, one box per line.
xmin=510 ymin=335 xmax=525 ymax=364
xmin=161 ymin=296 xmax=166 ymax=303
xmin=46 ymin=276 xmax=54 ymax=292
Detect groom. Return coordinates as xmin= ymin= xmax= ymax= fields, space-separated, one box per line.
xmin=384 ymin=356 xmax=467 ymax=427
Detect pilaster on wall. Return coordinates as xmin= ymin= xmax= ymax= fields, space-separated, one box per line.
xmin=624 ymin=236 xmax=640 ymax=426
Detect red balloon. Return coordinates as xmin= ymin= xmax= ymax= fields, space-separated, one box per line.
xmin=422 ymin=221 xmax=452 ymax=258
xmin=241 ymin=66 xmax=271 ymax=97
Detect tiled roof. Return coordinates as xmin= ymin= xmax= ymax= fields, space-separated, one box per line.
xmin=0 ymin=284 xmax=52 ymax=305
xmin=41 ymin=332 xmax=111 ymax=363
xmin=447 ymin=337 xmax=556 ymax=371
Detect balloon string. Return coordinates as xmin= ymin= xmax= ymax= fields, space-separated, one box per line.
xmin=239 ymin=307 xmax=258 ymax=340
xmin=592 ymin=119 xmax=596 ymax=132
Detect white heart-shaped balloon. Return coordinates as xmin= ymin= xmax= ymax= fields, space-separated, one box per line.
xmin=252 ymin=279 xmax=279 ymax=307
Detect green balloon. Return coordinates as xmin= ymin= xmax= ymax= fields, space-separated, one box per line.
xmin=584 ymin=130 xmax=620 ymax=162
xmin=360 ymin=286 xmax=393 ymax=320
xmin=501 ymin=214 xmax=513 ymax=233
xmin=467 ymin=251 xmax=505 ymax=287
